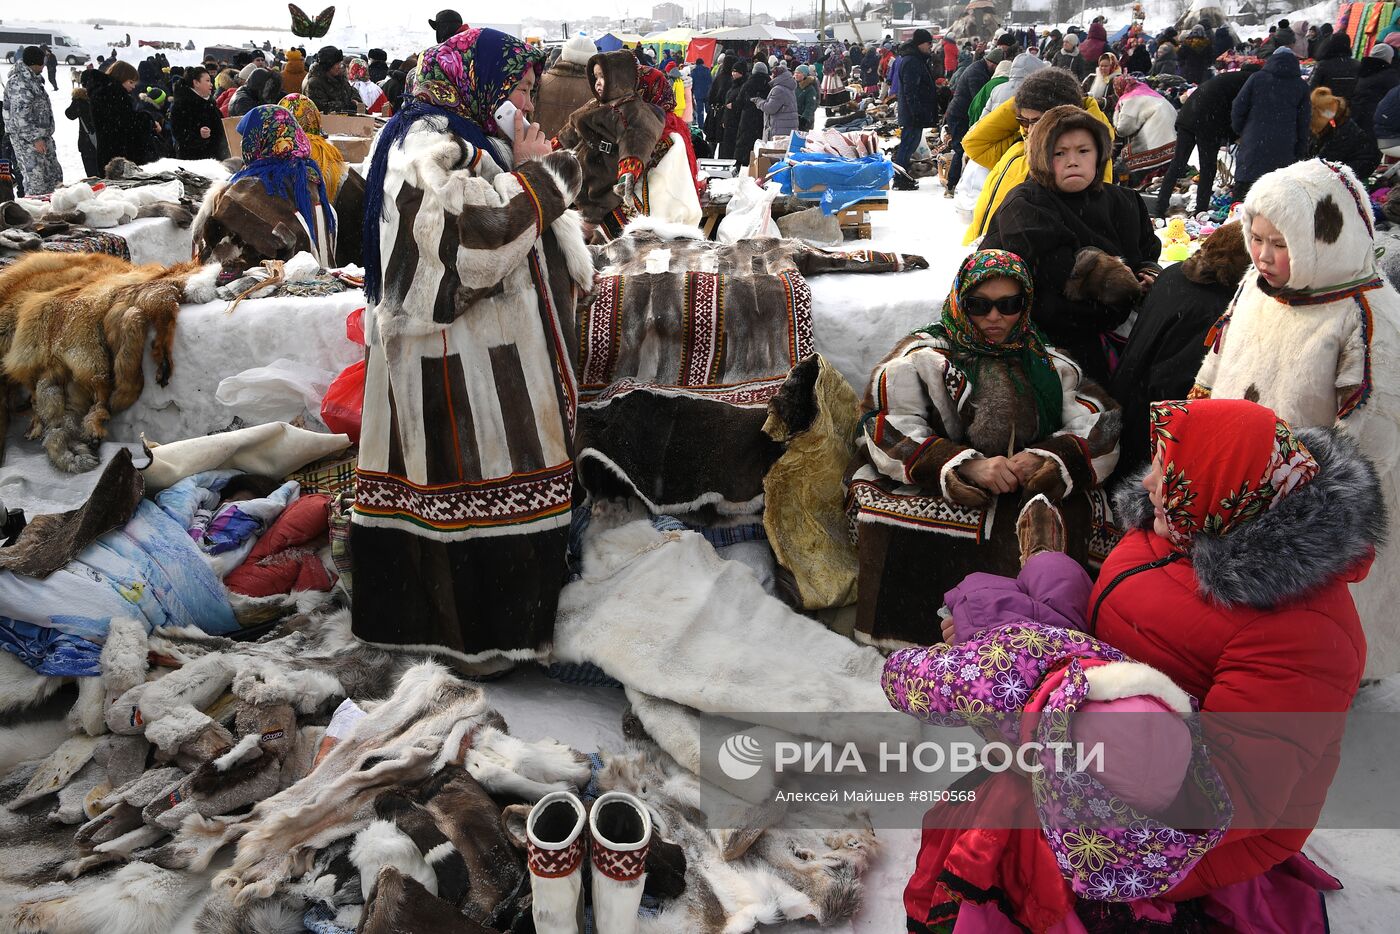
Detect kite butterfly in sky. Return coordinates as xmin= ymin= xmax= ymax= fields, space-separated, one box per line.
xmin=289 ymin=5 xmax=336 ymax=39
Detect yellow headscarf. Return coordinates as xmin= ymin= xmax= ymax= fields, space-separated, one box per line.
xmin=278 ymin=93 xmax=345 ymax=202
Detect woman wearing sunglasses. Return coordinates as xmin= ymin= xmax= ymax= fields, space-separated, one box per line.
xmin=847 ymin=249 xmax=1121 ymax=649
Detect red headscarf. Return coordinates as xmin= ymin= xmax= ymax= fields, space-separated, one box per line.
xmin=1148 ymin=399 xmax=1320 ymax=550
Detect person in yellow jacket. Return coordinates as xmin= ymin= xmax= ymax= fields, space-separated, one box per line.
xmin=962 ymin=68 xmax=1115 ymax=245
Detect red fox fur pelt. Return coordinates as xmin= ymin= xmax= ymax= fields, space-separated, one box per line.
xmin=0 ymin=252 xmax=219 ymax=472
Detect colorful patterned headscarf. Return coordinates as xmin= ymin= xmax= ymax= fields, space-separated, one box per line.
xmin=231 ymin=105 xmax=334 ymax=247
xmin=363 ymin=28 xmax=544 ymax=303
xmin=1148 ymin=399 xmax=1319 ymax=550
xmin=278 ymin=93 xmax=345 ymax=201
xmin=408 ymin=27 xmax=544 ymax=136
xmin=347 ymin=58 xmax=369 ymax=82
xmin=919 ymin=249 xmax=1063 ymax=435
xmin=1111 ymin=73 xmax=1158 ymax=101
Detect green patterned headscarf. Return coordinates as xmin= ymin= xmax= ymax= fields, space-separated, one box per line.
xmin=919 ymin=249 xmax=1063 ymax=435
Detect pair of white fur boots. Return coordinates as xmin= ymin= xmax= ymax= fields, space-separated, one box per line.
xmin=506 ymin=790 xmax=653 ymax=934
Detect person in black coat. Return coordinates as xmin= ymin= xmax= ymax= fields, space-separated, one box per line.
xmin=719 ymin=59 xmax=749 ymax=160
xmin=43 ymin=47 xmax=58 ymax=90
xmin=1176 ymin=26 xmax=1215 ymax=85
xmin=1109 ymin=220 xmax=1250 ymax=477
xmin=169 ymin=67 xmax=227 ymax=160
xmin=1213 ymin=24 xmax=1236 ymax=57
xmin=944 ymin=50 xmax=998 ymax=193
xmin=1153 ymin=66 xmax=1256 ymax=217
xmin=894 ymin=29 xmax=940 ymax=190
xmin=89 ymin=61 xmax=152 ymax=168
xmin=1230 ymin=48 xmax=1310 ymax=201
xmin=1310 ymin=32 xmax=1361 ymax=99
xmin=1308 ymin=88 xmax=1381 ymax=181
xmin=1351 ymin=46 xmax=1400 ymax=134
xmin=732 ymin=60 xmax=770 ymax=167
xmin=705 ymin=54 xmax=734 ymax=145
xmin=1122 ymin=42 xmax=1151 ymax=75
xmin=980 ymin=105 xmax=1161 ymax=383
xmin=228 ymin=67 xmax=282 ymax=117
xmin=64 ymin=70 xmax=102 ymax=178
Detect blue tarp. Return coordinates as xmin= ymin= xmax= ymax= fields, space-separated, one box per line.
xmin=597 ymin=33 xmax=626 ymax=52
xmin=771 ymin=137 xmax=893 ymax=214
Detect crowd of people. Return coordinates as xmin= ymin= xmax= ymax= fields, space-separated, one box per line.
xmin=0 ymin=10 xmax=1396 ymax=932
xmin=1 ymin=40 xmax=405 ymax=196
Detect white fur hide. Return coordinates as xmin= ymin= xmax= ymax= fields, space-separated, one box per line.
xmin=0 ymin=651 xmax=63 ymax=716
xmin=0 ymin=719 xmax=73 ymax=779
xmin=2 ymin=861 xmax=202 ymax=934
xmin=350 ymin=820 xmax=438 ymax=899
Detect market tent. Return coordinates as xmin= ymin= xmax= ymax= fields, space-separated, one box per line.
xmin=1108 ymin=24 xmax=1130 ymax=44
xmin=643 ymin=27 xmax=695 ymax=57
xmin=702 ymin=24 xmax=801 ymax=42
xmin=596 ymin=32 xmax=644 ymax=51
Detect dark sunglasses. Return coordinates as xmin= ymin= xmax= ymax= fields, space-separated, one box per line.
xmin=963 ymin=293 xmax=1027 ymax=317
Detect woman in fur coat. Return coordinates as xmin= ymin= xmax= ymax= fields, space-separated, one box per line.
xmin=193 ymin=104 xmax=337 ymax=275
xmin=1307 ymin=89 xmax=1381 ymax=182
xmin=888 ymin=397 xmax=1381 ymax=932
xmin=1192 ymin=158 xmax=1400 ymax=678
xmin=533 ymin=34 xmax=597 ymax=138
xmin=1110 ymin=74 xmax=1176 ymax=184
xmin=351 ymin=28 xmax=590 ymax=667
xmin=89 ymin=60 xmax=151 ymax=167
xmin=980 ymin=105 xmax=1161 ymax=384
xmin=848 ymin=249 xmax=1120 ymax=649
xmin=1111 ymin=221 xmax=1250 ymax=477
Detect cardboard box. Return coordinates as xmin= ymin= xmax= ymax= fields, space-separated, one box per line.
xmin=224 ymin=113 xmax=377 ymax=163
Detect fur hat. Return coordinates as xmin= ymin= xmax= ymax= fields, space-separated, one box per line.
xmin=587 ymin=50 xmax=640 ymax=103
xmin=1025 ymin=104 xmax=1111 ymax=190
xmin=561 ymin=34 xmax=599 ymax=66
xmin=368 ymin=48 xmax=387 ymax=62
xmin=1310 ymin=87 xmax=1346 ymax=135
xmin=429 ymin=9 xmax=464 ymax=39
xmin=1064 ymin=247 xmax=1142 ymax=306
xmin=1181 ymin=221 xmax=1249 ymax=288
xmin=21 ymin=46 xmax=43 ymax=67
xmin=1242 ymin=159 xmax=1378 ymax=290
xmin=912 ymin=28 xmax=933 ymax=46
xmin=315 ymin=45 xmax=343 ymax=70
xmin=1015 ymin=67 xmax=1084 ymax=115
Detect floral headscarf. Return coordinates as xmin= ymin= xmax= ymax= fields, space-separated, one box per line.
xmin=278 ymin=93 xmax=345 ymax=201
xmin=364 ymin=28 xmax=544 ymax=303
xmin=408 ymin=27 xmax=544 ymax=136
xmin=1111 ymin=74 xmax=1159 ymax=101
xmin=918 ymin=250 xmax=1063 ymax=435
xmin=278 ymin=92 xmax=324 ymax=137
xmin=347 ymin=58 xmax=369 ymax=82
xmin=231 ymin=104 xmax=334 ymax=246
xmin=1148 ymin=399 xmax=1320 ymax=550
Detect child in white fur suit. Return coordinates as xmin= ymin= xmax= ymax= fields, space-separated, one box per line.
xmin=1191 ymin=158 xmax=1400 ymax=678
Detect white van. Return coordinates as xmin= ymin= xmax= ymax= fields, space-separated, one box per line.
xmin=0 ymin=27 xmax=95 ymax=65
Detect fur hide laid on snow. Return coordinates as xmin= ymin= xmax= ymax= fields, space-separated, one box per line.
xmin=0 ymin=251 xmax=219 ymax=472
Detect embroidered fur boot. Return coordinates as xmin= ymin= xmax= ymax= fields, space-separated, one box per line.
xmin=508 ymin=791 xmax=587 ymax=934
xmin=588 ymin=791 xmax=652 ymax=934
xmin=1017 ymin=493 xmax=1066 ymax=566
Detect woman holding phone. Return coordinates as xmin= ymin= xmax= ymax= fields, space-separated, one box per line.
xmin=352 ymin=28 xmax=592 ymax=670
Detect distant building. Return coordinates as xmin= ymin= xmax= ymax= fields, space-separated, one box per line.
xmin=652 ymin=2 xmax=685 ymax=27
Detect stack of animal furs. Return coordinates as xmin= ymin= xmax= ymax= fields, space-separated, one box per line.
xmin=0 ymin=601 xmax=880 ymax=934
xmin=0 ymin=252 xmax=219 ymax=472
xmin=0 ymin=607 xmax=592 ymax=934
xmin=576 ymin=219 xmax=926 ymax=517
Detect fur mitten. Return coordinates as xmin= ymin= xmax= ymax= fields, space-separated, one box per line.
xmin=1063 ymin=246 xmax=1142 ymax=308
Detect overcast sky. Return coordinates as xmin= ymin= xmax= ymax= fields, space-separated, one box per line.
xmin=25 ymin=0 xmax=826 ymax=31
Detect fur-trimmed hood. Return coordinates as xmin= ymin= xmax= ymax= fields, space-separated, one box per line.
xmin=1025 ymin=104 xmax=1111 ymax=190
xmin=1180 ymin=220 xmax=1248 ymax=287
xmin=1242 ymin=158 xmax=1377 ymax=289
xmin=588 ymin=50 xmax=640 ymax=104
xmin=1113 ymin=427 xmax=1387 ymax=608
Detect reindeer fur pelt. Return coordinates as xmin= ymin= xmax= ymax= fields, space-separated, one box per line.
xmin=0 ymin=252 xmax=218 ymax=472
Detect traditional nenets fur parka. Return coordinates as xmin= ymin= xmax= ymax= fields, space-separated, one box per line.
xmin=1192 ymin=158 xmax=1400 ymax=677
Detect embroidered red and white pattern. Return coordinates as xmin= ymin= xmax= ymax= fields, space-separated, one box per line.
xmin=591 ymin=840 xmax=650 ymax=881
xmin=354 ymin=463 xmax=573 ymax=531
xmin=580 ymin=275 xmax=623 ymax=392
xmin=780 ymin=270 xmax=815 ymax=364
xmin=529 ymin=836 xmax=585 ymax=879
xmin=680 ymin=272 xmax=724 ymax=386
